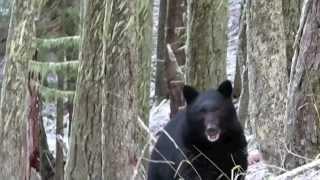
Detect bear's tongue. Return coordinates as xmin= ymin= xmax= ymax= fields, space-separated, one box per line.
xmin=206 ymin=131 xmax=220 ymax=142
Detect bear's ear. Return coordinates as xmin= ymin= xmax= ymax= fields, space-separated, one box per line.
xmin=183 ymin=85 xmax=199 ymax=105
xmin=217 ymin=80 xmax=233 ymax=98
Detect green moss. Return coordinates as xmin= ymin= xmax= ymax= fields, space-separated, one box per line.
xmin=36 ymin=36 xmax=80 ymax=50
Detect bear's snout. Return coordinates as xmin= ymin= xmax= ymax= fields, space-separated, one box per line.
xmin=205 ymin=125 xmax=221 ymax=142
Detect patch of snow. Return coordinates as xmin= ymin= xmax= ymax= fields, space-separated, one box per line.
xmin=149 ymin=99 xmax=170 ymax=138
xmin=42 ymin=103 xmax=70 ymax=159
xmin=246 ymin=162 xmax=272 ymax=180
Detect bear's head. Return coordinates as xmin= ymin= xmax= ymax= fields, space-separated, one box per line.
xmin=183 ymin=80 xmax=238 ymax=144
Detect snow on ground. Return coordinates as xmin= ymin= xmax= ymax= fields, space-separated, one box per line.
xmin=148 ymin=99 xmax=170 ymax=138
xmin=42 ymin=103 xmax=69 ymax=158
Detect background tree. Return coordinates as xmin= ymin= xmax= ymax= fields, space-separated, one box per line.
xmin=101 ymin=0 xmax=141 ymax=179
xmin=154 ymin=0 xmax=168 ymax=103
xmin=246 ymin=0 xmax=288 ymax=166
xmin=0 ymin=0 xmax=36 ymax=179
xmin=31 ymin=1 xmax=80 ymax=179
xmin=165 ymin=0 xmax=186 ymax=117
xmin=0 ymin=0 xmax=10 ymax=92
xmin=154 ymin=0 xmax=186 ymax=118
xmin=186 ymin=0 xmax=228 ymax=89
xmin=65 ymin=0 xmax=104 ymax=179
xmin=286 ymin=0 xmax=320 ymax=169
xmin=282 ymin=0 xmax=302 ymax=75
xmin=236 ymin=0 xmax=249 ymax=127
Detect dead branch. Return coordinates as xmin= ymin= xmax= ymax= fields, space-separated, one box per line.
xmin=274 ymin=159 xmax=320 ymax=180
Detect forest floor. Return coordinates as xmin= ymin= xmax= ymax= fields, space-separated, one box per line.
xmin=42 ymin=99 xmax=320 ymax=179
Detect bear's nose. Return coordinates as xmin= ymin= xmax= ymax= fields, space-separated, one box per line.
xmin=206 ymin=127 xmax=219 ymax=134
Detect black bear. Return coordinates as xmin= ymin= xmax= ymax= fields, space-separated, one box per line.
xmin=148 ymin=80 xmax=248 ymax=180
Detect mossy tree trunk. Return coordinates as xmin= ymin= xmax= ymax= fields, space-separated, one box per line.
xmin=186 ymin=0 xmax=228 ymax=89
xmin=0 ymin=1 xmax=10 ymax=93
xmin=137 ymin=0 xmax=152 ymax=123
xmin=65 ymin=0 xmax=104 ymax=179
xmin=101 ymin=0 xmax=140 ymax=179
xmin=246 ymin=0 xmax=288 ymax=166
xmin=286 ymin=0 xmax=320 ymax=169
xmin=0 ymin=0 xmax=36 ymax=179
xmin=137 ymin=0 xmax=152 ymax=175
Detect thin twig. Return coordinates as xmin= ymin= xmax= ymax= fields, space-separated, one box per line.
xmin=131 ymin=143 xmax=149 ymax=180
xmin=193 ymin=146 xmax=231 ymax=180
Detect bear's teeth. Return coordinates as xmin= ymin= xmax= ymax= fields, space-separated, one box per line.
xmin=207 ymin=133 xmax=220 ymax=142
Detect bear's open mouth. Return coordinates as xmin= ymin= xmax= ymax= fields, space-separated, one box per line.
xmin=206 ymin=130 xmax=221 ymax=142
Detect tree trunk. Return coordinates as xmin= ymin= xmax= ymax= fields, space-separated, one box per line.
xmin=155 ymin=0 xmax=168 ymax=103
xmin=285 ymin=0 xmax=320 ymax=169
xmin=186 ymin=0 xmax=228 ymax=89
xmin=0 ymin=0 xmax=10 ymax=89
xmin=65 ymin=0 xmax=103 ymax=179
xmin=137 ymin=0 xmax=152 ymax=176
xmin=166 ymin=0 xmax=185 ymax=65
xmin=246 ymin=0 xmax=288 ymax=166
xmin=165 ymin=0 xmax=186 ymax=118
xmin=0 ymin=0 xmax=36 ymax=179
xmin=40 ymin=114 xmax=55 ymax=180
xmin=55 ymin=74 xmax=64 ymax=180
xmin=101 ymin=0 xmax=139 ymax=179
xmin=27 ymin=72 xmax=41 ymax=177
xmin=228 ymin=0 xmax=243 ymax=99
xmin=282 ymin=0 xmax=302 ymax=75
xmin=237 ymin=0 xmax=249 ymax=128
xmin=137 ymin=0 xmax=152 ymax=123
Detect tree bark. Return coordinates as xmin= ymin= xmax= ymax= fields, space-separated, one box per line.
xmin=237 ymin=0 xmax=249 ymax=128
xmin=55 ymin=74 xmax=64 ymax=180
xmin=285 ymin=0 xmax=320 ymax=169
xmin=65 ymin=0 xmax=104 ymax=179
xmin=166 ymin=0 xmax=185 ymax=65
xmin=137 ymin=0 xmax=152 ymax=123
xmin=0 ymin=0 xmax=36 ymax=179
xmin=101 ymin=0 xmax=139 ymax=179
xmin=186 ymin=0 xmax=228 ymax=89
xmin=246 ymin=0 xmax=288 ymax=166
xmin=282 ymin=0 xmax=302 ymax=75
xmin=0 ymin=6 xmax=9 ymax=92
xmin=137 ymin=0 xmax=152 ymax=175
xmin=165 ymin=0 xmax=186 ymax=118
xmin=27 ymin=72 xmax=41 ymax=177
xmin=155 ymin=0 xmax=168 ymax=103
xmin=40 ymin=114 xmax=55 ymax=180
